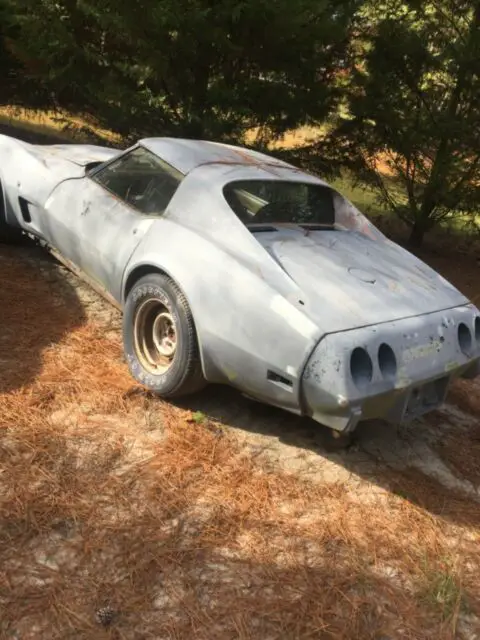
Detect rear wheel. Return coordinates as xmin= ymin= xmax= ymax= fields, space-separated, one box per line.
xmin=123 ymin=273 xmax=205 ymax=397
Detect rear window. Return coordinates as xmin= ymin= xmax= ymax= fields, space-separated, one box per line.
xmin=223 ymin=180 xmax=335 ymax=226
xmin=223 ymin=179 xmax=384 ymax=240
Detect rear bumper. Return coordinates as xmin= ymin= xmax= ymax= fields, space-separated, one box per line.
xmin=301 ymin=304 xmax=480 ymax=432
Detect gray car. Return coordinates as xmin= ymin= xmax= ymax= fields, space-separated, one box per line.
xmin=1 ymin=133 xmax=479 ymax=437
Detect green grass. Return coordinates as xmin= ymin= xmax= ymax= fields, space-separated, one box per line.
xmin=331 ymin=169 xmax=411 ymax=218
xmin=420 ymin=558 xmax=465 ymax=622
xmin=331 ymin=173 xmax=393 ymax=221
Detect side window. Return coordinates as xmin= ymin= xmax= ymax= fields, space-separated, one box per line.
xmin=92 ymin=147 xmax=184 ymax=215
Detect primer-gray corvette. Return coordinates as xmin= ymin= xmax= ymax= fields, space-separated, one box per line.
xmin=1 ymin=133 xmax=479 ymax=433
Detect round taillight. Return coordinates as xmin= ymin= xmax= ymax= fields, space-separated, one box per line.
xmin=378 ymin=343 xmax=397 ymax=380
xmin=458 ymin=323 xmax=473 ymax=355
xmin=350 ymin=347 xmax=373 ymax=389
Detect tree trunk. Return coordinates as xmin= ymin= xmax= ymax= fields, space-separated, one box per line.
xmin=408 ymin=220 xmax=428 ymax=248
xmin=184 ymin=117 xmax=205 ymax=139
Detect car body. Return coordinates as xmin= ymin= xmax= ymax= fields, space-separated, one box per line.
xmin=1 ymin=133 xmax=479 ymax=434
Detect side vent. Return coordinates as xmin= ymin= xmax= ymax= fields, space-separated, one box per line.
xmin=267 ymin=370 xmax=294 ymax=388
xmin=18 ymin=197 xmax=32 ymax=223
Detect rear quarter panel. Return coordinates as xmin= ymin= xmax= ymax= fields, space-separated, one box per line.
xmin=123 ymin=205 xmax=323 ymax=413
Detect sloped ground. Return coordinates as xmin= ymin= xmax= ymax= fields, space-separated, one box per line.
xmin=1 ymin=243 xmax=480 ymax=640
xmin=0 ymin=107 xmax=121 ymax=146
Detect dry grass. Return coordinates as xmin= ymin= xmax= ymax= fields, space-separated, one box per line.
xmin=1 ymin=237 xmax=480 ymax=638
xmin=0 ymin=106 xmax=121 ymax=145
xmin=429 ymin=378 xmax=480 ymax=488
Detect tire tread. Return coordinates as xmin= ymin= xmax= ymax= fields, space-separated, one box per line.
xmin=123 ymin=273 xmax=205 ymax=398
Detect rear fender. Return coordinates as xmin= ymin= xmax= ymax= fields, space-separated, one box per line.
xmin=122 ymin=219 xmax=322 ymax=414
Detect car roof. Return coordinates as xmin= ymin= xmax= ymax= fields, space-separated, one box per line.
xmin=140 ymin=137 xmax=294 ymax=175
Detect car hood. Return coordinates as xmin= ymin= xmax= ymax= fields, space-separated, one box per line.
xmin=29 ymin=143 xmax=119 ymax=167
xmin=254 ymin=227 xmax=468 ymax=333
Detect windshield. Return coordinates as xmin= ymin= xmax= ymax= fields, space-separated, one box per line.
xmin=223 ymin=179 xmax=383 ymax=239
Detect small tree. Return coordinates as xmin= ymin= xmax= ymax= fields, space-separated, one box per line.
xmin=3 ymin=0 xmax=359 ymax=144
xmin=0 ymin=1 xmax=43 ymax=107
xmin=320 ymin=0 xmax=480 ymax=247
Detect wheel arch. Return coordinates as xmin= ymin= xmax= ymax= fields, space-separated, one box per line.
xmin=123 ymin=263 xmax=171 ymax=301
xmin=122 ymin=262 xmax=209 ymax=379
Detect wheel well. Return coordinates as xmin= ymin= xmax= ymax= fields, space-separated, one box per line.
xmin=124 ymin=265 xmax=169 ymax=301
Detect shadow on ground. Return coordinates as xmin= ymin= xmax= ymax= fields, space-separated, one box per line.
xmin=0 ymin=122 xmax=66 ymax=144
xmin=0 ymin=243 xmax=86 ymax=393
xmin=174 ymin=383 xmax=480 ymax=531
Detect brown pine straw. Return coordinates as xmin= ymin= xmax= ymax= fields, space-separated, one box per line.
xmin=1 ymin=246 xmax=479 ymax=639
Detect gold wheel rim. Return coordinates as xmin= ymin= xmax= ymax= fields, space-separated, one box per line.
xmin=133 ymin=299 xmax=177 ymax=375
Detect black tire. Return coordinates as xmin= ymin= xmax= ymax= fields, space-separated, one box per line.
xmin=0 ymin=219 xmax=25 ymax=245
xmin=323 ymin=430 xmax=354 ymax=452
xmin=123 ymin=273 xmax=206 ymax=398
xmin=313 ymin=424 xmax=354 ymax=451
xmin=0 ymin=182 xmax=24 ymax=245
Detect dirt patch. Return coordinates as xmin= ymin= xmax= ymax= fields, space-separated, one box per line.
xmin=449 ymin=377 xmax=480 ymax=419
xmin=429 ymin=398 xmax=480 ymax=487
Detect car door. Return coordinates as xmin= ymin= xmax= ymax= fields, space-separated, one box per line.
xmin=42 ymin=146 xmax=184 ymax=302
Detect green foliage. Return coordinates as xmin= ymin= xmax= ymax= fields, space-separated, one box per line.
xmin=2 ymin=0 xmax=359 ymax=143
xmin=3 ymin=0 xmax=479 ymax=247
xmin=191 ymin=411 xmax=207 ymax=425
xmin=420 ymin=556 xmax=465 ymax=622
xmin=319 ymin=0 xmax=480 ymax=246
xmin=0 ymin=0 xmax=43 ymax=106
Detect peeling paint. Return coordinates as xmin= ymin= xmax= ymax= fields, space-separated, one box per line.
xmin=403 ymin=340 xmax=445 ymax=363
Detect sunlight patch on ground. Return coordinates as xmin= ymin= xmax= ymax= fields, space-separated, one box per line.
xmin=0 ymin=106 xmax=121 ymax=145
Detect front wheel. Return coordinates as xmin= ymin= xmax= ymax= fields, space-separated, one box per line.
xmin=0 ymin=218 xmax=25 ymax=245
xmin=0 ymin=180 xmax=24 ymax=245
xmin=123 ymin=273 xmax=205 ymax=397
